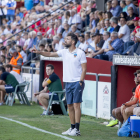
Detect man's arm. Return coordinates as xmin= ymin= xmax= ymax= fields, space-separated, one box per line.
xmin=118 ymin=34 xmax=124 ymax=39
xmin=80 ymin=63 xmax=87 ymax=82
xmin=123 ymin=97 xmax=138 ymax=107
xmin=34 ymin=87 xmax=48 ymax=96
xmin=11 ymin=64 xmax=21 ymax=69
xmin=108 ymin=41 xmax=114 ymax=50
xmin=42 ymin=78 xmax=52 ymax=87
xmin=32 ymin=47 xmax=59 ymax=57
xmin=0 ymin=80 xmax=5 ymax=85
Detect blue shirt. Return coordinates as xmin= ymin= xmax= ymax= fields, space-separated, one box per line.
xmin=16 ymin=12 xmax=24 ymax=19
xmin=34 ymin=0 xmax=39 ymax=4
xmin=111 ymin=5 xmax=122 ymax=17
xmin=40 ymin=1 xmax=44 ymax=6
xmin=6 ymin=1 xmax=16 ymax=15
xmin=109 ymin=27 xmax=114 ymax=33
xmin=105 ymin=38 xmax=124 ymax=61
xmin=92 ymin=20 xmax=96 ymax=29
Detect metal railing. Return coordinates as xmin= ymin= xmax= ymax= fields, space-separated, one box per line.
xmin=21 ymin=66 xmax=40 ymax=101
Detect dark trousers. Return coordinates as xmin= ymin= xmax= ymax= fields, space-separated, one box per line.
xmin=0 ymin=15 xmax=6 ymax=26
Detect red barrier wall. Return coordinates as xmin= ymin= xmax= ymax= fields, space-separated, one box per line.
xmin=43 ymin=58 xmax=112 ymax=84
xmin=117 ymin=65 xmax=138 ymax=107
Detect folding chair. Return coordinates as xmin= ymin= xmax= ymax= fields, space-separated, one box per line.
xmin=46 ymin=89 xmax=67 ymax=115
xmin=5 ymin=81 xmax=31 ymax=106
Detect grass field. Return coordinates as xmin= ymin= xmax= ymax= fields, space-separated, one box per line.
xmin=0 ymin=102 xmax=137 ymax=140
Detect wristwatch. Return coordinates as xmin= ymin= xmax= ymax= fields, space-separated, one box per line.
xmin=79 ymin=81 xmax=84 ymax=84
xmin=122 ymin=104 xmax=125 ymax=106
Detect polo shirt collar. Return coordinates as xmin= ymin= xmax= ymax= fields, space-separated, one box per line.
xmin=67 ymin=48 xmax=78 ymax=54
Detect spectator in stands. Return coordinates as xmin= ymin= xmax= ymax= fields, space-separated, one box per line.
xmin=99 ymin=20 xmax=105 ymax=34
xmin=0 ymin=0 xmax=7 ymax=26
xmin=106 ymin=1 xmax=112 ymax=12
xmin=127 ymin=7 xmax=137 ymax=31
xmin=120 ymin=12 xmax=128 ymax=19
xmin=4 ymin=25 xmax=11 ymax=35
xmin=125 ymin=0 xmax=137 ymax=15
xmin=52 ymin=35 xmax=64 ymax=51
xmin=16 ymin=45 xmax=27 ymax=64
xmin=62 ymin=22 xmax=71 ymax=39
xmin=5 ymin=64 xmax=24 ymax=83
xmin=9 ymin=48 xmax=23 ymax=74
xmin=93 ymin=32 xmax=123 ymax=61
xmin=104 ymin=19 xmax=112 ymax=32
xmin=39 ymin=44 xmax=45 ymax=51
xmin=70 ymin=9 xmax=82 ymax=30
xmin=120 ymin=0 xmax=128 ymax=13
xmin=118 ymin=17 xmax=130 ymax=42
xmin=15 ymin=34 xmax=25 ymax=47
xmin=85 ymin=32 xmax=92 ymax=44
xmin=78 ymin=34 xmax=88 ymax=52
xmin=15 ymin=8 xmax=23 ymax=19
xmin=89 ymin=31 xmax=111 ymax=58
xmin=110 ymin=17 xmax=120 ymax=33
xmin=111 ymin=0 xmax=122 ymax=17
xmin=34 ymin=64 xmax=62 ymax=115
xmin=121 ymin=70 xmax=140 ymax=122
xmin=6 ymin=57 xmax=11 ymax=64
xmin=105 ymin=12 xmax=113 ymax=20
xmin=0 ymin=55 xmax=5 ymax=65
xmin=71 ymin=25 xmax=78 ymax=34
xmin=26 ymin=31 xmax=37 ymax=61
xmin=63 ymin=11 xmax=71 ymax=25
xmin=131 ymin=18 xmax=140 ymax=37
xmin=6 ymin=0 xmax=16 ymax=22
xmin=89 ymin=12 xmax=96 ymax=29
xmin=45 ymin=44 xmax=53 ymax=52
xmin=0 ymin=66 xmax=19 ymax=106
xmin=36 ymin=32 xmax=44 ymax=50
xmin=1 ymin=34 xmax=6 ymax=46
xmin=97 ymin=11 xmax=103 ymax=23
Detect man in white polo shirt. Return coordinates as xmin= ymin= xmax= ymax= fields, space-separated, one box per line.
xmin=32 ymin=33 xmax=87 ymax=136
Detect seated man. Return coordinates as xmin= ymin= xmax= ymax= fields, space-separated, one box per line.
xmin=34 ymin=64 xmax=62 ymax=115
xmin=121 ymin=70 xmax=140 ymax=122
xmin=0 ymin=66 xmax=19 ymax=105
xmin=5 ymin=64 xmax=24 ymax=84
xmin=107 ymin=72 xmax=138 ymax=126
xmin=91 ymin=32 xmax=124 ymax=61
xmin=9 ymin=48 xmax=23 ymax=74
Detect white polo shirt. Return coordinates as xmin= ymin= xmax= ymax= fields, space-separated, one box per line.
xmin=78 ymin=41 xmax=88 ymax=51
xmin=57 ymin=48 xmax=87 ymax=82
xmin=118 ymin=24 xmax=130 ymax=42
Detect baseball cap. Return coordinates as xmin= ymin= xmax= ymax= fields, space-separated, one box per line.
xmin=9 ymin=48 xmax=17 ymax=53
xmin=37 ymin=32 xmax=42 ymax=36
xmin=133 ymin=17 xmax=139 ymax=21
xmin=91 ymin=32 xmax=101 ymax=37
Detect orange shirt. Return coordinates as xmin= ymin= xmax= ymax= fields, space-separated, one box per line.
xmin=134 ymin=84 xmax=140 ymax=103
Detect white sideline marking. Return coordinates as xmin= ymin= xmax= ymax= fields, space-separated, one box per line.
xmin=0 ymin=116 xmax=74 ymax=140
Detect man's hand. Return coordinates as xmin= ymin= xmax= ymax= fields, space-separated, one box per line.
xmin=121 ymin=104 xmax=126 ymax=114
xmin=44 ymin=77 xmax=48 ymax=81
xmin=108 ymin=40 xmax=112 ymax=44
xmin=32 ymin=46 xmax=40 ymax=54
xmin=34 ymin=92 xmax=40 ymax=97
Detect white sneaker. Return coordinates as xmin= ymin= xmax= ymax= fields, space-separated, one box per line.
xmin=40 ymin=110 xmax=47 ymax=116
xmin=0 ymin=102 xmax=3 ymax=106
xmin=68 ymin=128 xmax=81 ymax=136
xmin=62 ymin=128 xmax=72 ymax=135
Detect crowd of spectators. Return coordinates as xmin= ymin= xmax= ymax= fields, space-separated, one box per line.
xmin=0 ymin=0 xmax=139 ymax=73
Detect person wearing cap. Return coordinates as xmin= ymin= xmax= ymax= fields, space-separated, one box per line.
xmin=88 ymin=31 xmax=111 ymax=58
xmin=93 ymin=31 xmax=123 ymax=61
xmin=87 ymin=31 xmax=104 ymax=53
xmin=9 ymin=48 xmax=23 ymax=74
xmin=0 ymin=66 xmax=19 ymax=106
xmin=131 ymin=17 xmax=140 ymax=36
xmin=36 ymin=32 xmax=43 ymax=50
